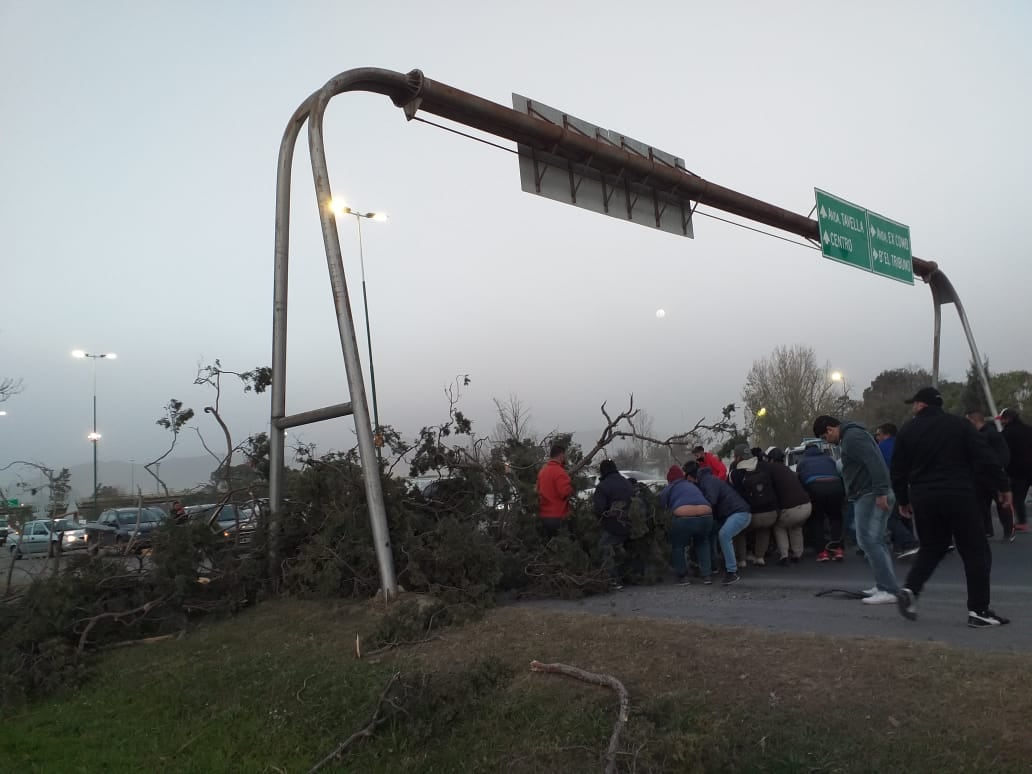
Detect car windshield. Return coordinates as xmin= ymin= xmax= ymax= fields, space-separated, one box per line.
xmin=53 ymin=519 xmax=80 ymax=531
xmin=116 ymin=510 xmax=161 ymax=525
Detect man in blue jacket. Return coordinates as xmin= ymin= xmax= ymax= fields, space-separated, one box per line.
xmin=659 ymin=465 xmax=716 ymax=585
xmin=796 ymin=444 xmax=846 ymax=561
xmin=814 ymin=415 xmax=902 ymax=606
xmin=876 ymin=423 xmax=919 ymax=559
xmin=684 ymin=461 xmax=752 ymax=585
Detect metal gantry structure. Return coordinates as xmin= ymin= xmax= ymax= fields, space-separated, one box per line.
xmin=270 ymin=67 xmax=997 ymax=597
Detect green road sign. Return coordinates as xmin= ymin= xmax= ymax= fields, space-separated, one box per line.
xmin=814 ymin=188 xmax=913 ymax=285
xmin=5 ymin=499 xmax=18 ymax=507
xmin=868 ymin=211 xmax=914 ymax=285
xmin=815 ymin=189 xmax=871 ymax=272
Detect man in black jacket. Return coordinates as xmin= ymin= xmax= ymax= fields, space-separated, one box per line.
xmin=965 ymin=409 xmax=1013 ymax=540
xmin=999 ymin=408 xmax=1032 ymax=532
xmin=893 ymin=388 xmax=1013 ymax=628
xmin=592 ymin=460 xmax=635 ymax=589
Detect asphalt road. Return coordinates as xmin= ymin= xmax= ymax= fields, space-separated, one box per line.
xmin=0 ymin=548 xmax=96 ymax=589
xmin=527 ymin=534 xmax=1032 ymax=653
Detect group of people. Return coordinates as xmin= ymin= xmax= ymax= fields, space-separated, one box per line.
xmin=814 ymin=387 xmax=1017 ymax=628
xmin=534 ymin=386 xmax=1027 ymax=628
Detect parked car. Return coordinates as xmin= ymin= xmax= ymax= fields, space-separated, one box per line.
xmin=618 ymin=470 xmax=667 ymax=493
xmin=186 ymin=503 xmax=257 ymax=545
xmin=85 ymin=507 xmax=167 ymax=552
xmin=785 ymin=439 xmax=843 ymax=473
xmin=8 ymin=518 xmax=88 ymax=559
xmin=0 ymin=515 xmax=8 ymax=546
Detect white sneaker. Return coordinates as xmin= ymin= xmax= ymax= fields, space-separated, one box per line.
xmin=861 ymin=586 xmax=878 ymax=597
xmin=862 ymin=590 xmax=898 ymax=605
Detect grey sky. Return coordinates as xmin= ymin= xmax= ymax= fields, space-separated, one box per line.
xmin=3 ymin=1 xmax=1030 ymax=492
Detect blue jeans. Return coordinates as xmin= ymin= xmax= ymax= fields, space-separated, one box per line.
xmin=669 ymin=515 xmax=714 ymax=578
xmin=853 ymin=493 xmax=900 ymax=593
xmin=715 ymin=511 xmax=752 ymax=573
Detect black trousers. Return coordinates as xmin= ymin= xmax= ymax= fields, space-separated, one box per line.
xmin=976 ymin=486 xmax=1012 ymax=537
xmin=807 ymin=479 xmax=845 ymax=549
xmin=905 ymin=491 xmax=992 ymax=613
xmin=1010 ymin=476 xmax=1030 ymax=526
xmin=887 ymin=510 xmax=918 ymax=550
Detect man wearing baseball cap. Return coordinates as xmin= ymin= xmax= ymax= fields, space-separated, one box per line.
xmin=892 ymin=387 xmax=1013 ymax=628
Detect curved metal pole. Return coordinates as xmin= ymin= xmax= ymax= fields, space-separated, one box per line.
xmin=272 ymin=71 xmax=421 ymax=594
xmin=307 ymin=80 xmax=397 ymax=598
xmin=932 ymin=298 xmax=942 ymax=387
xmin=269 ymin=90 xmax=319 ymax=584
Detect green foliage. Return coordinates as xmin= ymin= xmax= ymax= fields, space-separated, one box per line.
xmin=155 ymin=398 xmax=194 ymax=433
xmin=742 ymin=345 xmax=837 ymax=447
xmin=855 ymin=367 xmax=936 ymax=429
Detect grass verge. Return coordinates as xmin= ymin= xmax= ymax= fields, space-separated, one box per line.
xmin=2 ymin=598 xmax=1031 ymax=772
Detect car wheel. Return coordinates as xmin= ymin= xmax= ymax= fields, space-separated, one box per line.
xmin=10 ymin=545 xmax=21 ymax=560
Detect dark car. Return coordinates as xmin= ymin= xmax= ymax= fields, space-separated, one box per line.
xmin=186 ymin=503 xmax=256 ymax=545
xmin=86 ymin=507 xmax=167 ymax=552
xmin=0 ymin=515 xmax=8 ymax=546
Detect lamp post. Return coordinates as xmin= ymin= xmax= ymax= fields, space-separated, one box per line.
xmin=72 ymin=350 xmax=117 ymax=516
xmin=330 ymin=199 xmax=388 ymax=460
xmin=830 ymin=371 xmax=849 ymax=412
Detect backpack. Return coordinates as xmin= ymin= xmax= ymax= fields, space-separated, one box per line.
xmin=739 ymin=465 xmax=778 ymax=512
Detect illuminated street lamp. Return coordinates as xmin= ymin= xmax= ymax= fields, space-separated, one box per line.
xmin=330 ymin=198 xmax=388 ymax=459
xmin=830 ymin=370 xmax=849 ymax=412
xmin=756 ymin=407 xmax=768 ymax=418
xmin=73 ymin=350 xmax=117 ymax=515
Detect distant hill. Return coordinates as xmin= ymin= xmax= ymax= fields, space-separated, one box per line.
xmin=66 ymin=456 xmax=218 ymax=498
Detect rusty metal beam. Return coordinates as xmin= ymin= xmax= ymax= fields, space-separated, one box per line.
xmin=401 ymin=72 xmax=938 ymax=280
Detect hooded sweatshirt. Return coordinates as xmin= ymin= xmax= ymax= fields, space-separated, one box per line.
xmin=838 ymin=422 xmax=891 ymax=500
xmin=796 ymin=445 xmax=840 ymax=485
xmin=693 ymin=466 xmax=750 ymax=521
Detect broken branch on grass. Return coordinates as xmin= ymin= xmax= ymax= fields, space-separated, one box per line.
xmin=76 ymin=598 xmax=166 ymax=656
xmin=529 ymin=660 xmax=630 ymax=774
xmin=99 ymin=633 xmax=178 ymax=651
xmin=308 ymin=671 xmax=401 ymax=773
xmin=362 ymin=636 xmax=441 ymax=659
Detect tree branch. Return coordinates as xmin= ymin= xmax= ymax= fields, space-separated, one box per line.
xmin=529 ymin=660 xmax=630 ymax=774
xmin=308 ymin=671 xmax=401 ymax=773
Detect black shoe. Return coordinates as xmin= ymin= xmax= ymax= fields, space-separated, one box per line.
xmin=968 ymin=609 xmax=1009 ymax=628
xmin=896 ymin=546 xmax=920 ymax=560
xmin=1003 ymin=532 xmax=1016 ymax=543
xmin=789 ymin=555 xmax=801 ymax=564
xmin=777 ymin=556 xmax=790 ymax=567
xmin=702 ymin=576 xmax=713 ymax=585
xmin=896 ymin=588 xmax=917 ymax=621
xmin=722 ymin=572 xmax=740 ymax=585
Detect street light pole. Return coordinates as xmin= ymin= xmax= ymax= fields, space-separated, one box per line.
xmin=830 ymin=371 xmax=848 ymax=413
xmin=331 ymin=200 xmax=388 ymax=461
xmin=73 ymin=350 xmax=116 ymax=517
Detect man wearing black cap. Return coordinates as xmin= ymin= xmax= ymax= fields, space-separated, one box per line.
xmin=892 ymin=387 xmax=1013 ymax=628
xmin=999 ymin=408 xmax=1032 ymax=533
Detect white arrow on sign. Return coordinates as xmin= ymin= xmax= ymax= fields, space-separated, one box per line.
xmin=819 ymin=205 xmax=827 ymax=218
xmin=869 ymin=224 xmax=876 ymax=237
xmin=822 ymin=230 xmax=830 ymax=244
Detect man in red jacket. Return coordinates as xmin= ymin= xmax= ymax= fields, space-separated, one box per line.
xmin=693 ymin=446 xmax=728 ymax=482
xmin=537 ymin=444 xmax=575 ymax=537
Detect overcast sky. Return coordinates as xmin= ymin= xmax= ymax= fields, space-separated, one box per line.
xmin=3 ymin=1 xmax=1030 ymax=487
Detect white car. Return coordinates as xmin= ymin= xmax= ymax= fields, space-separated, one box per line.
xmin=8 ymin=518 xmax=88 ymax=559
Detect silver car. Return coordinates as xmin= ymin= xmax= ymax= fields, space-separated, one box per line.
xmin=8 ymin=518 xmax=88 ymax=559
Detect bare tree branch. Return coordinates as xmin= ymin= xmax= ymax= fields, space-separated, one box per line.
xmin=568 ymin=396 xmax=639 ymax=476
xmin=530 ymin=660 xmax=630 ymax=774
xmin=308 ymin=672 xmax=401 ymax=773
